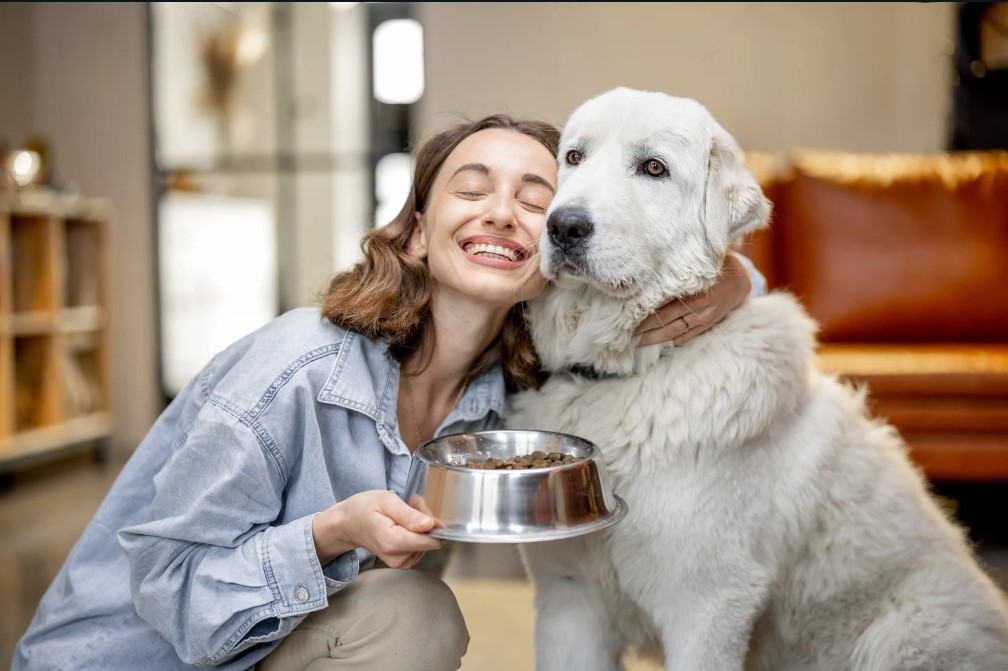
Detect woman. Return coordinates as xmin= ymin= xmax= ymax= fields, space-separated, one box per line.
xmin=13 ymin=115 xmax=763 ymax=671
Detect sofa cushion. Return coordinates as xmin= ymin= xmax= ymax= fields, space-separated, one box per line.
xmin=771 ymin=151 xmax=1008 ymax=342
xmin=818 ymin=343 xmax=1008 ymax=481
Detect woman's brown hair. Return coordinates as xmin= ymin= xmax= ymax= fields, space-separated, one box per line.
xmin=321 ymin=115 xmax=560 ymax=392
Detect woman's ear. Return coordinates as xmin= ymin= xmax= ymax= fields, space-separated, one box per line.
xmin=407 ymin=212 xmax=428 ymax=259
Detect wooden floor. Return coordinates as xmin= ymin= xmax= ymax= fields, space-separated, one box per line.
xmin=2 ymin=455 xmax=1007 ymax=668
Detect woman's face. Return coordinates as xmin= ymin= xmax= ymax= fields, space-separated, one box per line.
xmin=410 ymin=129 xmax=557 ymax=308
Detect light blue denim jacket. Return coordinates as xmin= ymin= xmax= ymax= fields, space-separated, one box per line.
xmin=12 ymin=308 xmax=506 ymax=670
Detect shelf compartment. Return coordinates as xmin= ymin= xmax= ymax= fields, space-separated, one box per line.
xmin=13 ymin=335 xmax=61 ymax=432
xmin=61 ymin=331 xmax=107 ymax=418
xmin=64 ymin=218 xmax=103 ymax=307
xmin=10 ymin=215 xmax=57 ymax=313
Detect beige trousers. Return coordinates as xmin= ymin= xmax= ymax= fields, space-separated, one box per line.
xmin=257 ymin=569 xmax=469 ymax=671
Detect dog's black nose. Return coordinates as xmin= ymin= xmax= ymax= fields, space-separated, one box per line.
xmin=546 ymin=207 xmax=594 ymax=249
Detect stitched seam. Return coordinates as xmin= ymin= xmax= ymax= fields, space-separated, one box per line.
xmin=250 ymin=343 xmax=343 ymax=420
xmin=261 ymin=528 xmax=284 ymax=608
xmin=210 ymin=396 xmax=288 ymax=482
xmin=172 ymin=426 xmax=192 ymax=451
xmin=328 ymin=396 xmax=380 ymax=420
xmin=377 ymin=355 xmax=395 ymax=424
xmin=319 ymin=331 xmax=354 ymax=400
xmin=304 ymin=514 xmax=326 ymax=601
xmin=200 ymin=603 xmax=282 ymax=665
xmin=200 ymin=354 xmax=217 ymax=402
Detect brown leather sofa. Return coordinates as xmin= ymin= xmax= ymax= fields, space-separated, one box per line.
xmin=741 ymin=151 xmax=1008 ymax=482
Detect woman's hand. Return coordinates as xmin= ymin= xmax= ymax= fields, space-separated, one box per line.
xmin=312 ymin=490 xmax=443 ymax=569
xmin=635 ymin=253 xmax=752 ymax=347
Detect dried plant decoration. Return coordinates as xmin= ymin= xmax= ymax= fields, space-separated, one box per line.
xmin=197 ymin=15 xmax=268 ymax=153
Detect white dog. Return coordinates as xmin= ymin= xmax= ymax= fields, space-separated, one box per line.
xmin=509 ymin=88 xmax=1008 ymax=671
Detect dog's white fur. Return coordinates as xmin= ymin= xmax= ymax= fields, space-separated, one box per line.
xmin=510 ymin=88 xmax=1008 ymax=671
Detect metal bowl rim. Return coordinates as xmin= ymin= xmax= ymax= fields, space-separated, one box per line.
xmin=413 ymin=429 xmax=601 ymax=472
xmin=426 ymin=495 xmax=629 ymax=543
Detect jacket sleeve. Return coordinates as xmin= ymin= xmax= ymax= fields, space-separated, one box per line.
xmin=118 ymin=397 xmax=359 ymax=666
xmin=731 ymin=251 xmax=769 ymax=299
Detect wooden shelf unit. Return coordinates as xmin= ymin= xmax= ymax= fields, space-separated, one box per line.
xmin=1 ymin=188 xmax=113 ymax=471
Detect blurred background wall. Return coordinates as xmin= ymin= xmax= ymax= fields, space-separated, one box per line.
xmin=417 ymin=2 xmax=955 ymax=152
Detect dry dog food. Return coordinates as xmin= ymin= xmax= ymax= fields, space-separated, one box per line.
xmin=453 ymin=451 xmax=583 ymax=470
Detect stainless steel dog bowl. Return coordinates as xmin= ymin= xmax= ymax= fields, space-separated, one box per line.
xmin=403 ymin=430 xmax=628 ymax=543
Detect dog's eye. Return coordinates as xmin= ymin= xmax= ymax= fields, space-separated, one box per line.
xmin=565 ymin=150 xmax=582 ymax=166
xmin=643 ymin=159 xmax=666 ymax=177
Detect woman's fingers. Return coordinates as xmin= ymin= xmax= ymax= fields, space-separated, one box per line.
xmin=634 ymin=299 xmax=690 ymax=336
xmin=666 ymin=296 xmax=718 ymax=346
xmin=379 ymin=492 xmax=439 ymax=533
xmin=635 ymin=254 xmax=751 ymax=348
xmin=374 ymin=524 xmax=442 ymax=568
xmin=371 ymin=493 xmax=443 ymax=567
xmin=636 ymin=311 xmax=691 ymax=347
xmin=407 ymin=494 xmax=444 ymax=528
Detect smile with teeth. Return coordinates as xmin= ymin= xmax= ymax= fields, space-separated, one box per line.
xmin=463 ymin=242 xmax=523 ymax=262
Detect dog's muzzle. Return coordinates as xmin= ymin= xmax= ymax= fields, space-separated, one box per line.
xmin=546 ymin=207 xmax=594 ymax=260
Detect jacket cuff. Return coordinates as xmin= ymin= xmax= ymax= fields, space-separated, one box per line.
xmin=261 ymin=516 xmax=331 ymax=616
xmin=321 ymin=548 xmax=360 ymax=592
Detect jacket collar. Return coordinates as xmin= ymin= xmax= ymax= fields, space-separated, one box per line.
xmin=317 ymin=331 xmax=393 ymax=422
xmin=317 ymin=331 xmax=507 ymax=432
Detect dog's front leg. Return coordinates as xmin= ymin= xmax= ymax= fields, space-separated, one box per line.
xmin=522 ymin=540 xmax=624 ymax=671
xmin=656 ymin=573 xmax=769 ymax=671
xmin=531 ymin=575 xmax=623 ymax=671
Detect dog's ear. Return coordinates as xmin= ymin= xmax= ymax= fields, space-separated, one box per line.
xmin=703 ymin=130 xmax=771 ymax=254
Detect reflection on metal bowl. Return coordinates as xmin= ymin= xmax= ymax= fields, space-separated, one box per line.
xmin=403 ymin=430 xmax=628 ymax=543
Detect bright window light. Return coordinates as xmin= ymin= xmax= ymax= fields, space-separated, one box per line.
xmin=158 ymin=192 xmax=277 ymax=396
xmin=372 ymin=19 xmax=424 ymax=104
xmin=374 ymin=152 xmax=412 ymax=228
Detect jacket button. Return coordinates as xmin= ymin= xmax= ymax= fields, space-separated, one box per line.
xmin=294 ymin=585 xmax=310 ymax=603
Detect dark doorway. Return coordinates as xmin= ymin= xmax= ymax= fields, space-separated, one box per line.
xmin=951 ymin=3 xmax=1008 ymax=150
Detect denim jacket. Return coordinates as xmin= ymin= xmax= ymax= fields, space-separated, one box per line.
xmin=12 ymin=308 xmax=506 ymax=670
